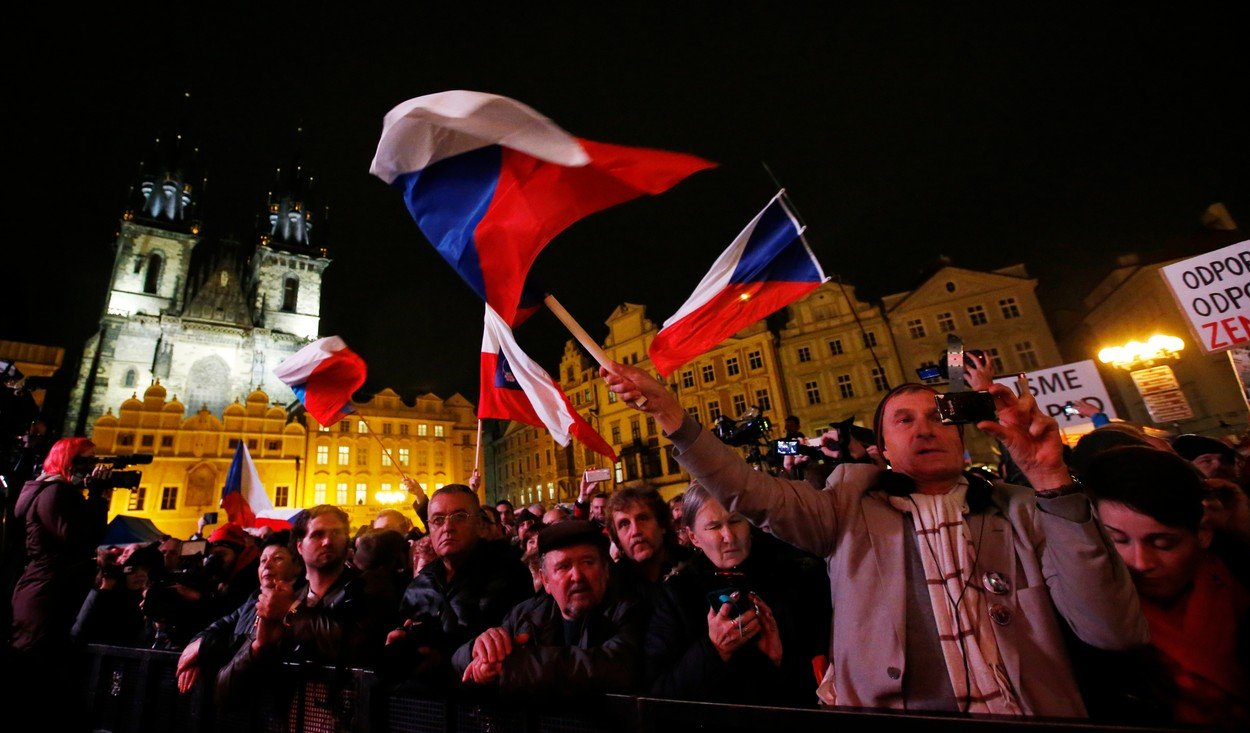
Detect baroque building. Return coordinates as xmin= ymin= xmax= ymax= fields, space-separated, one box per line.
xmin=66 ymin=139 xmax=329 ymax=435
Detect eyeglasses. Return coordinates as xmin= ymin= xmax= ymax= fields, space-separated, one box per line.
xmin=429 ymin=511 xmax=472 ymax=528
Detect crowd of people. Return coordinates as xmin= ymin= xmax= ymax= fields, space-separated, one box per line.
xmin=3 ymin=357 xmax=1248 ymax=730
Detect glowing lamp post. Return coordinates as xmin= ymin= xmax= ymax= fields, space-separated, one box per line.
xmin=1098 ymin=334 xmax=1192 ymax=423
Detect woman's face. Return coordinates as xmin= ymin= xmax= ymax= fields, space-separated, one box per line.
xmin=689 ymin=499 xmax=752 ymax=570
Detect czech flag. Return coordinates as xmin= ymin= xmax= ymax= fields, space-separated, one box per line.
xmin=370 ymin=90 xmax=715 ymax=326
xmin=648 ymin=191 xmax=827 ymax=376
xmin=220 ymin=441 xmax=274 ymax=528
xmin=480 ymin=305 xmax=616 ymax=461
xmin=273 ymin=336 xmax=367 ymax=426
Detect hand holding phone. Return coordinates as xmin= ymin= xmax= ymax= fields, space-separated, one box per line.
xmin=583 ymin=468 xmax=611 ymax=483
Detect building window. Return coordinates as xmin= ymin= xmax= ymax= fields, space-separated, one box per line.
xmin=686 ymin=405 xmax=700 ymax=422
xmin=828 ymin=339 xmax=844 ymax=356
xmin=434 ymin=425 xmax=444 ymax=437
xmin=123 ymin=369 xmax=137 ymax=388
xmin=118 ymin=434 xmax=134 ymax=447
xmin=247 ymin=439 xmax=258 ymax=450
xmin=382 ymin=423 xmax=393 ymax=435
xmin=274 ymin=486 xmax=289 ymax=507
xmin=755 ymin=389 xmax=772 ymax=412
xmin=937 ymin=312 xmax=956 ymax=333
xmin=318 ymin=423 xmax=329 ymax=432
xmin=316 ymin=445 xmax=329 ymax=465
xmin=630 ymin=418 xmax=641 ymax=441
xmin=701 ymin=364 xmax=715 ymax=383
xmin=143 ymin=252 xmax=163 ymax=294
xmin=398 ymin=448 xmax=410 ymax=465
xmin=336 ymin=483 xmax=348 ymax=505
xmin=1015 ymin=341 xmax=1040 ymax=370
xmin=986 ymin=347 xmax=1004 ymax=373
xmin=340 ymin=421 xmax=351 ymax=433
xmin=382 ymin=450 xmax=393 ymax=467
xmin=128 ymin=486 xmax=146 ymax=511
xmin=680 ymin=371 xmax=695 ymax=389
xmin=805 ymin=381 xmax=822 ymax=405
xmin=725 ymin=357 xmax=740 ymax=376
xmin=314 ymin=483 xmax=327 ymax=504
xmin=608 ymin=391 xmax=618 ymax=403
xmin=140 ymin=434 xmax=154 ymax=448
xmin=907 ymin=319 xmax=926 ymax=339
xmin=418 ymin=424 xmax=428 ymax=436
xmin=357 ymin=447 xmax=368 ymax=465
xmin=871 ymin=367 xmax=889 ymax=392
xmin=999 ymin=298 xmax=1020 ymax=319
xmin=732 ymin=394 xmax=747 ymax=416
xmin=748 ymin=351 xmax=764 ymax=370
xmin=708 ymin=400 xmax=721 ymax=421
xmin=400 ymin=424 xmax=409 ymax=436
xmin=837 ymin=374 xmax=855 ymax=399
xmin=357 ymin=421 xmax=367 ymax=434
xmin=646 ymin=416 xmax=656 ymax=435
xmin=862 ymin=332 xmax=878 ymax=348
xmin=614 ymin=462 xmax=624 ymax=483
xmin=161 ymin=435 xmax=174 ymax=448
xmin=266 ymin=440 xmax=279 ymax=450
xmin=338 ymin=446 xmax=350 ymax=465
xmin=797 ymin=346 xmax=812 ymax=363
xmin=611 ymin=423 xmax=622 ymax=444
xmin=355 ymin=483 xmax=368 ymax=506
xmin=159 ymin=486 xmax=177 ymax=510
xmin=281 ymin=276 xmax=299 ymax=312
xmin=968 ymin=305 xmax=988 ymax=326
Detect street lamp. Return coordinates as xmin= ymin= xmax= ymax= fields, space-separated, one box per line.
xmin=1098 ymin=334 xmax=1185 ymax=371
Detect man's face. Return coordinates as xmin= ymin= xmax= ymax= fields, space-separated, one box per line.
xmin=495 ymin=503 xmax=515 ymax=526
xmin=429 ymin=492 xmax=480 ymax=559
xmin=297 ymin=514 xmax=350 ymax=572
xmin=372 ymin=512 xmax=409 ymax=534
xmin=589 ymin=496 xmax=607 ymax=522
xmin=541 ymin=544 xmax=609 ymax=620
xmin=258 ymin=545 xmax=300 ymax=586
xmin=159 ymin=539 xmax=182 ymax=570
xmin=1191 ymin=452 xmax=1236 ymax=481
xmin=1098 ymin=500 xmax=1210 ymax=603
xmin=881 ymin=390 xmax=965 ymax=485
xmin=612 ymin=501 xmax=664 ymax=564
xmin=784 ymin=418 xmax=800 ymax=435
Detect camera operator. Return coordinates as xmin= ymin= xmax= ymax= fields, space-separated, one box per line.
xmin=9 ymin=438 xmax=112 ymax=684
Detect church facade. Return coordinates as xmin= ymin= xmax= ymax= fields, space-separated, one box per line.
xmin=66 ymin=140 xmax=329 ymax=436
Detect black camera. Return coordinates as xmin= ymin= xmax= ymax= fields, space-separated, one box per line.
xmin=917 ymin=349 xmax=987 ymax=382
xmin=934 ymin=390 xmax=998 ymax=425
xmin=711 ymin=408 xmax=772 ymax=448
xmin=75 ymin=453 xmax=153 ymax=491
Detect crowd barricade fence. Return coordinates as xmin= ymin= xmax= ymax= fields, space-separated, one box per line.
xmin=78 ymin=644 xmax=1189 ymax=733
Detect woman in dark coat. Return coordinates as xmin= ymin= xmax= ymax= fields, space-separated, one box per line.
xmin=644 ymin=482 xmax=822 ymax=706
xmin=11 ymin=437 xmax=112 ymax=656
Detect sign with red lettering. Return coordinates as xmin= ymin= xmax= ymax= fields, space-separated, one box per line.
xmin=993 ymin=360 xmax=1117 ymax=427
xmin=1160 ymin=240 xmax=1250 ymax=354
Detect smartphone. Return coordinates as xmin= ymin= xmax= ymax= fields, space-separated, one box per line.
xmin=181 ymin=539 xmax=207 ymax=557
xmin=1062 ymin=401 xmax=1081 ymax=417
xmin=202 ymin=511 xmax=218 ymax=525
xmin=583 ymin=468 xmax=611 ymax=483
xmin=934 ymin=390 xmax=998 ymax=425
xmin=706 ymin=588 xmax=752 ymax=618
xmin=774 ymin=439 xmax=799 ymax=455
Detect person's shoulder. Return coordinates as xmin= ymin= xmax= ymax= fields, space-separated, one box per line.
xmin=824 ymin=462 xmax=883 ymax=495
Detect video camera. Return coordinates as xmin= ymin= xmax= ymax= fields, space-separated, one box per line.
xmin=711 ymin=407 xmax=772 ymax=448
xmin=916 ymin=349 xmax=987 ymax=382
xmin=74 ymin=453 xmax=154 ymax=490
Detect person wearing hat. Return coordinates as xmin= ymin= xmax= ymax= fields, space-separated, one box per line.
xmin=1173 ymin=433 xmax=1239 ymax=482
xmin=454 ymin=519 xmax=646 ymax=696
xmin=603 ymin=361 xmax=1147 ymax=718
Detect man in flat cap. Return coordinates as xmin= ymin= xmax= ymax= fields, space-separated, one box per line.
xmin=454 ymin=520 xmax=646 ymax=696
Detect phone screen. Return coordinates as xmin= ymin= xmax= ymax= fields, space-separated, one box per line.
xmin=775 ymin=440 xmax=798 ymax=455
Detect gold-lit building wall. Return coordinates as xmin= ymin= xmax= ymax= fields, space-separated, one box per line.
xmin=1066 ymin=255 xmax=1247 ymax=434
xmin=779 ymin=282 xmax=906 ymax=434
xmin=303 ymin=388 xmax=478 ymax=530
xmin=91 ymin=383 xmax=304 ymax=540
xmin=91 ymin=384 xmax=477 ymax=538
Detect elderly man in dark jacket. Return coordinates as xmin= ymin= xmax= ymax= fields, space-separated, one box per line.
xmin=453 ymin=520 xmax=647 ymax=697
xmin=386 ymin=484 xmax=532 ymax=686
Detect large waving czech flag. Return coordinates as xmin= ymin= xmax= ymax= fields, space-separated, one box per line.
xmin=648 ymin=191 xmax=827 ymax=376
xmin=370 ymin=90 xmax=715 ymax=325
xmin=273 ymin=336 xmax=367 ymax=427
xmin=480 ymin=305 xmax=616 ymax=461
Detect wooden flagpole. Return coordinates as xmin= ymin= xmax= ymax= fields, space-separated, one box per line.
xmin=544 ymin=294 xmax=610 ymax=368
xmin=473 ymin=418 xmax=483 ymax=472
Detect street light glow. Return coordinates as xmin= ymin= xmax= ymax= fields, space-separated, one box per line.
xmin=1097 ymin=334 xmax=1185 ymax=369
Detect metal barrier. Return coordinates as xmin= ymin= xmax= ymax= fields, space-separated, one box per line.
xmin=77 ymin=645 xmax=1191 ymax=733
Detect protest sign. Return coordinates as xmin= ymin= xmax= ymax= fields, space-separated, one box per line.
xmin=993 ymin=360 xmax=1116 ymax=427
xmin=1160 ymin=240 xmax=1250 ymax=354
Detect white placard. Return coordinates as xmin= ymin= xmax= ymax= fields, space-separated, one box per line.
xmin=993 ymin=360 xmax=1117 ymax=427
xmin=1160 ymin=239 xmax=1250 ymax=354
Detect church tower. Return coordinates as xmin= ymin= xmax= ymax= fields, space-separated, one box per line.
xmin=250 ymin=160 xmax=330 ymax=341
xmin=66 ymin=136 xmax=203 ymax=435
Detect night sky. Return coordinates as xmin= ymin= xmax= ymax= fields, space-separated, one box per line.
xmin=7 ymin=5 xmax=1246 ymax=428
